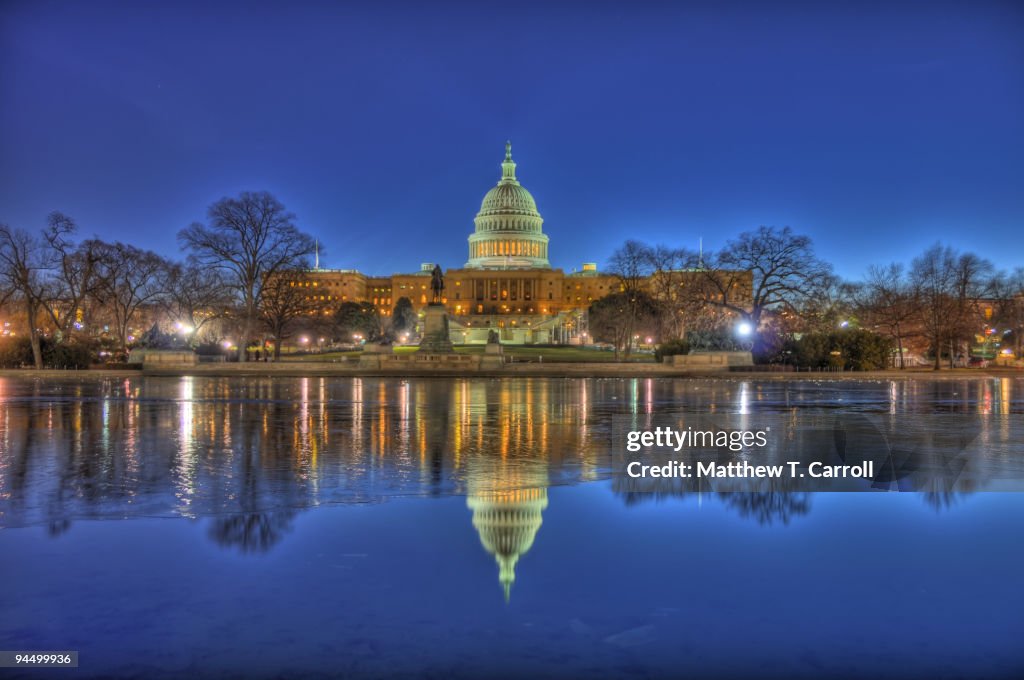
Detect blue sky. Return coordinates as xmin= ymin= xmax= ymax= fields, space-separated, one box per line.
xmin=1 ymin=0 xmax=1021 ymax=279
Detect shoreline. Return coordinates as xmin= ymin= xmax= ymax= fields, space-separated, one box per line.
xmin=0 ymin=364 xmax=1020 ymax=380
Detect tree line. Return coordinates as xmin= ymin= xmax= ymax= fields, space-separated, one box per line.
xmin=0 ymin=192 xmax=319 ymax=367
xmin=590 ymin=226 xmax=1023 ymax=369
xmin=0 ymin=191 xmax=439 ymax=368
xmin=3 ymin=192 xmax=1021 ymax=370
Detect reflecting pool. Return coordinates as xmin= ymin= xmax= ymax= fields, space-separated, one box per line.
xmin=1 ymin=376 xmax=1023 ymax=678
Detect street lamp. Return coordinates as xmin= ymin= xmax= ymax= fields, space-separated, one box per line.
xmin=736 ymin=322 xmax=753 ymax=337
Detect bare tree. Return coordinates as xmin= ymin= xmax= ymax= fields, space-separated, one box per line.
xmin=588 ymin=290 xmax=660 ymax=361
xmin=910 ymin=244 xmax=960 ymax=370
xmin=700 ymin=226 xmax=833 ymax=328
xmin=0 ymin=224 xmax=49 ymax=367
xmin=607 ymin=240 xmax=655 ymax=359
xmin=163 ymin=263 xmax=232 ymax=342
xmin=39 ymin=212 xmax=103 ymax=339
xmin=260 ymin=269 xmax=318 ymax=359
xmin=643 ymin=244 xmax=702 ymax=340
xmin=950 ymin=251 xmax=995 ymax=363
xmin=178 ymin=192 xmax=315 ymax=361
xmin=856 ymin=263 xmax=919 ymax=369
xmin=93 ymin=242 xmax=171 ymax=353
xmin=911 ymin=245 xmax=996 ymax=369
xmin=991 ymin=268 xmax=1024 ymax=359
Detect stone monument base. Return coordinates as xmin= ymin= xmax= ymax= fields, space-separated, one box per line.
xmin=418 ymin=304 xmax=454 ymax=354
xmin=128 ymin=348 xmax=197 ymax=367
xmin=665 ymin=351 xmax=754 ymax=371
xmin=358 ymin=342 xmax=393 ymax=369
xmin=480 ymin=341 xmax=504 ymax=369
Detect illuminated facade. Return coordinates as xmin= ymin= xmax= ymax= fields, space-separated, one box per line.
xmin=302 ymin=143 xmax=753 ymax=343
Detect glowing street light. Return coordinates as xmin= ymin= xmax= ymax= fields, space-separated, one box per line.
xmin=736 ymin=322 xmax=753 ymax=337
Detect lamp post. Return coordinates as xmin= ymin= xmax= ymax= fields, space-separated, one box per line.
xmin=735 ymin=321 xmax=754 ymax=351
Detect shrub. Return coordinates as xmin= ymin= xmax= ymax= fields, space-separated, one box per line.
xmin=46 ymin=340 xmax=97 ymax=369
xmin=0 ymin=337 xmax=34 ymax=368
xmin=686 ymin=329 xmax=741 ymax=351
xmin=654 ymin=338 xmax=690 ymax=362
xmin=0 ymin=336 xmax=98 ymax=369
xmin=785 ymin=329 xmax=892 ymax=371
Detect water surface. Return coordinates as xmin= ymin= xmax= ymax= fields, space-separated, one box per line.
xmin=1 ymin=376 xmax=1022 ymax=678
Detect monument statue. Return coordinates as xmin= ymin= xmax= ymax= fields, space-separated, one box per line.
xmin=430 ymin=264 xmax=445 ymax=304
xmin=419 ymin=263 xmax=454 ymax=353
xmin=138 ymin=322 xmax=187 ymax=350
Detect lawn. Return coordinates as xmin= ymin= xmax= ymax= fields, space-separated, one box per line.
xmin=280 ymin=345 xmax=655 ymax=363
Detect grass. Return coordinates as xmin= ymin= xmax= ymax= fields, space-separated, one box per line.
xmin=280 ymin=345 xmax=656 ymax=363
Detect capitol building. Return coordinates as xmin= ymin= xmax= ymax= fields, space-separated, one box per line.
xmin=304 ymin=142 xmax=619 ymax=344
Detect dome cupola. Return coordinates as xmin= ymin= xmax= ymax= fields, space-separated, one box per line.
xmin=466 ymin=142 xmax=550 ymax=269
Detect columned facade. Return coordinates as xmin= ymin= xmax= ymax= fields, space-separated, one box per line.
xmin=299 ymin=142 xmax=753 ymax=344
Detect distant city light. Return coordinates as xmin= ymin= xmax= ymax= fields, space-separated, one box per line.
xmin=839 ymin=320 xmax=850 ymax=328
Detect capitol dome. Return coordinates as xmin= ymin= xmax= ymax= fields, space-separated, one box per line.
xmin=467 ymin=485 xmax=548 ymax=602
xmin=466 ymin=142 xmax=550 ymax=269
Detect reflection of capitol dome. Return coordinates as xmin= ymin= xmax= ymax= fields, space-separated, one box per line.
xmin=467 ymin=486 xmax=548 ymax=602
xmin=465 ymin=141 xmax=550 ymax=269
